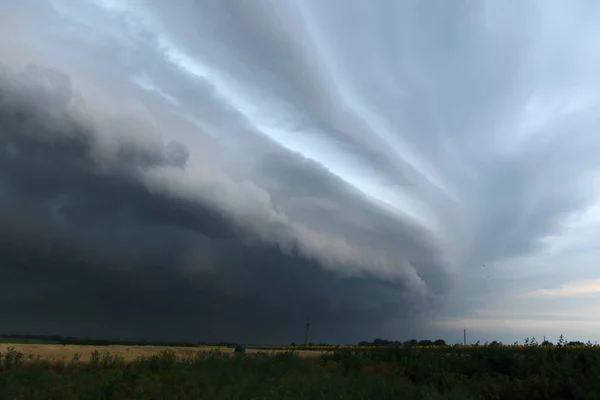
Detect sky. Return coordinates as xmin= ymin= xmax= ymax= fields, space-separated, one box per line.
xmin=1 ymin=0 xmax=600 ymax=345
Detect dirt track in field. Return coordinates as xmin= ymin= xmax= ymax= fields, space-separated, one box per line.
xmin=0 ymin=343 xmax=328 ymax=362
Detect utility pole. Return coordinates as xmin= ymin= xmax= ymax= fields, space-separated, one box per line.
xmin=305 ymin=319 xmax=310 ymax=346
xmin=463 ymin=329 xmax=466 ymax=345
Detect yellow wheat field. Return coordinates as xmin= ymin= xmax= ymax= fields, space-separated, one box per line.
xmin=0 ymin=343 xmax=328 ymax=362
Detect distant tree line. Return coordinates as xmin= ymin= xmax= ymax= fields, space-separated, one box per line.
xmin=357 ymin=338 xmax=448 ymax=347
xmin=355 ymin=335 xmax=597 ymax=348
xmin=56 ymin=337 xmax=200 ymax=347
xmin=0 ymin=333 xmax=236 ymax=347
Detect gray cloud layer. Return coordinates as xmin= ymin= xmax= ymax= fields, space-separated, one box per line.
xmin=1 ymin=0 xmax=600 ymax=343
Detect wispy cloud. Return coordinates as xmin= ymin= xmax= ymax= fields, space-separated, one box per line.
xmin=130 ymin=73 xmax=179 ymax=106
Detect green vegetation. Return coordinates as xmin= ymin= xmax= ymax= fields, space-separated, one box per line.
xmin=234 ymin=344 xmax=246 ymax=354
xmin=3 ymin=338 xmax=600 ymax=399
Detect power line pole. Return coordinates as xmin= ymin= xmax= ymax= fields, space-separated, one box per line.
xmin=463 ymin=329 xmax=466 ymax=345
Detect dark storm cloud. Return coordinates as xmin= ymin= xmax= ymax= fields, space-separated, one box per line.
xmin=0 ymin=56 xmax=447 ymax=342
xmin=4 ymin=0 xmax=600 ymax=343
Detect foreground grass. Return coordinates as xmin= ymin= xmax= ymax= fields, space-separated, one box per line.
xmin=0 ymin=349 xmax=442 ymax=400
xmin=2 ymin=345 xmax=600 ymax=399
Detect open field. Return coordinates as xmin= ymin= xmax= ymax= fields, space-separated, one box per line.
xmin=0 ymin=343 xmax=328 ymax=362
xmin=3 ymin=343 xmax=600 ymax=399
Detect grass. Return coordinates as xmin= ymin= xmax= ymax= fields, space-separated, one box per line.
xmin=2 ymin=342 xmax=600 ymax=399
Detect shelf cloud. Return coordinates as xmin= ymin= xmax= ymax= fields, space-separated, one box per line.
xmin=1 ymin=0 xmax=600 ymax=343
